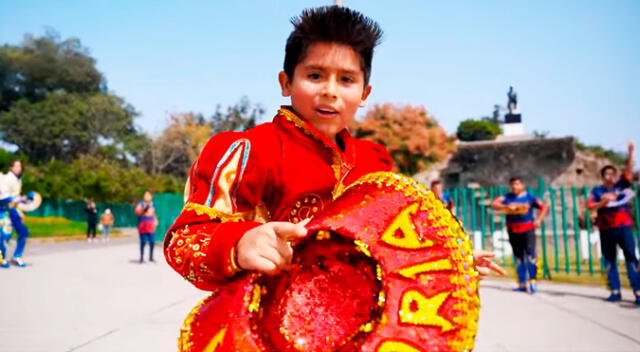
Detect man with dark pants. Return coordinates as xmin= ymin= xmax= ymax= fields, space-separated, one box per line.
xmin=492 ymin=177 xmax=548 ymax=293
xmin=587 ymin=141 xmax=639 ymax=305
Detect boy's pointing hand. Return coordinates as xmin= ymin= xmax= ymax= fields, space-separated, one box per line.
xmin=236 ymin=220 xmax=309 ymax=275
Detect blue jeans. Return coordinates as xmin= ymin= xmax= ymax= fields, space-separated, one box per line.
xmin=508 ymin=229 xmax=537 ymax=283
xmin=139 ymin=232 xmax=155 ymax=261
xmin=7 ymin=208 xmax=29 ymax=259
xmin=600 ymin=226 xmax=640 ymax=292
xmin=102 ymin=225 xmax=111 ymax=239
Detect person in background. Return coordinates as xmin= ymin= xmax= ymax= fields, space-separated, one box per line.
xmin=492 ymin=176 xmax=548 ymax=293
xmin=86 ymin=201 xmax=98 ymax=243
xmin=586 ymin=141 xmax=639 ymax=305
xmin=0 ymin=160 xmax=30 ymax=268
xmin=100 ymin=208 xmax=115 ymax=242
xmin=431 ymin=179 xmax=455 ymax=214
xmin=135 ymin=190 xmax=157 ymax=263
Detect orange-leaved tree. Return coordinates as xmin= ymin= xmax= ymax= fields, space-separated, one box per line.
xmin=145 ymin=113 xmax=211 ymax=177
xmin=354 ymin=103 xmax=456 ymax=175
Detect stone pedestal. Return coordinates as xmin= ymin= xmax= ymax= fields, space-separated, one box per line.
xmin=503 ymin=113 xmax=524 ymax=136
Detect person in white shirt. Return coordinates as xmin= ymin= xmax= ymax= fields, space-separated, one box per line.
xmin=0 ymin=160 xmax=30 ymax=268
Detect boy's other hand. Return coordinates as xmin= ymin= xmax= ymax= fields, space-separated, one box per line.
xmin=601 ymin=193 xmax=617 ymax=203
xmin=474 ymin=250 xmax=507 ymax=279
xmin=236 ymin=221 xmax=308 ymax=275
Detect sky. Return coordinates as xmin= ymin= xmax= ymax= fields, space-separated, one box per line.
xmin=1 ymin=0 xmax=639 ymax=160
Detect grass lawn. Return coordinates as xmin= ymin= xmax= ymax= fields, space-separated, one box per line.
xmin=21 ymin=216 xmax=121 ymax=238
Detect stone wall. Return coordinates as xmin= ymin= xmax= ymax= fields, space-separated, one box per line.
xmin=429 ymin=137 xmax=613 ymax=189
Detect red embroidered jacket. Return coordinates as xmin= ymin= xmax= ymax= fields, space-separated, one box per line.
xmin=164 ymin=107 xmax=393 ymax=291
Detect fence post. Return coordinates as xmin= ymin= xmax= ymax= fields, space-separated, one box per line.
xmin=536 ymin=182 xmax=550 ymax=279
xmin=470 ymin=188 xmax=477 ymax=245
xmin=451 ymin=188 xmax=459 ymax=218
xmin=461 ymin=188 xmax=469 ymax=232
xmin=570 ymin=187 xmax=582 ymax=275
xmin=479 ymin=188 xmax=487 ymax=250
xmin=560 ymin=187 xmax=570 ymax=273
xmin=549 ymin=187 xmax=560 ymax=273
xmin=582 ymin=187 xmax=594 ymax=275
xmin=488 ymin=187 xmax=496 ymax=251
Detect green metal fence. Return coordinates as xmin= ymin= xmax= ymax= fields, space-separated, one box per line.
xmin=29 ymin=193 xmax=185 ymax=240
xmin=26 ymin=183 xmax=640 ymax=275
xmin=451 ymin=183 xmax=640 ymax=278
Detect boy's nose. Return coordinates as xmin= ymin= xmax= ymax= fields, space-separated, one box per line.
xmin=321 ymin=78 xmax=338 ymax=98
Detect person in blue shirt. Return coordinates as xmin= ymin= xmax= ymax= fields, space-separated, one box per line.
xmin=587 ymin=141 xmax=638 ymax=305
xmin=492 ymin=176 xmax=548 ymax=293
xmin=431 ymin=180 xmax=455 ymax=214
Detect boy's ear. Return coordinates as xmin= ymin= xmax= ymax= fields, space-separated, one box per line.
xmin=278 ymin=71 xmax=291 ymax=97
xmin=359 ymin=84 xmax=372 ymax=107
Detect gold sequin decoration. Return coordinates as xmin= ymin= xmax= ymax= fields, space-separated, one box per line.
xmin=399 ymin=290 xmax=454 ymax=332
xmin=377 ymin=341 xmax=423 ymax=352
xmin=380 ymin=203 xmax=435 ymax=249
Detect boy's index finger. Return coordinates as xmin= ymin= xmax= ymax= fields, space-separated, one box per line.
xmin=272 ymin=221 xmax=308 ymax=241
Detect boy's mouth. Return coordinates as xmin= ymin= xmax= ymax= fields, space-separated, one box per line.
xmin=315 ymin=107 xmax=338 ymax=118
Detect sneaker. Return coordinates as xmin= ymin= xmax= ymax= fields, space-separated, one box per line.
xmin=606 ymin=292 xmax=622 ymax=302
xmin=513 ymin=286 xmax=527 ymax=293
xmin=0 ymin=260 xmax=9 ymax=268
xmin=528 ymin=280 xmax=537 ymax=294
xmin=11 ymin=258 xmax=26 ymax=268
xmin=634 ymin=296 xmax=640 ymax=307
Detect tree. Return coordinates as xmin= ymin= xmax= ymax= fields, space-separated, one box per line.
xmin=210 ymin=96 xmax=263 ymax=134
xmin=0 ymin=92 xmax=146 ymax=163
xmin=355 ymin=103 xmax=456 ymax=175
xmin=144 ymin=113 xmax=211 ymax=177
xmin=456 ymin=119 xmax=501 ymax=142
xmin=22 ymin=154 xmax=182 ymax=203
xmin=0 ymin=31 xmax=104 ymax=111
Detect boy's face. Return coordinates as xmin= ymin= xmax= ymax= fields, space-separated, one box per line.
xmin=602 ymin=168 xmax=617 ymax=185
xmin=279 ymin=42 xmax=372 ymax=143
xmin=510 ymin=180 xmax=525 ymax=194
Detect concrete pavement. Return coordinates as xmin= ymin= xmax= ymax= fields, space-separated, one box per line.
xmin=0 ymin=235 xmax=638 ymax=352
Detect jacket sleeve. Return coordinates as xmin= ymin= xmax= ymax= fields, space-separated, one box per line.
xmin=163 ymin=130 xmax=273 ymax=291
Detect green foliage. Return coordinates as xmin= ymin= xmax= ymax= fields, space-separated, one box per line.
xmin=575 ymin=141 xmax=626 ymax=166
xmin=0 ymin=92 xmax=147 ymax=163
xmin=22 ymin=154 xmax=182 ymax=203
xmin=0 ymin=31 xmax=103 ymax=111
xmin=456 ymin=119 xmax=501 ymax=141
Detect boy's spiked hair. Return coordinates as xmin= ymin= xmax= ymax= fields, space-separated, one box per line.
xmin=284 ymin=6 xmax=383 ymax=86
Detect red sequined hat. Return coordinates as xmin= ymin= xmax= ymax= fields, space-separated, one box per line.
xmin=179 ymin=172 xmax=479 ymax=352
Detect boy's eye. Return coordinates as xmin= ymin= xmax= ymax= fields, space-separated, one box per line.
xmin=308 ymin=73 xmax=321 ymax=80
xmin=341 ymin=76 xmax=355 ymax=83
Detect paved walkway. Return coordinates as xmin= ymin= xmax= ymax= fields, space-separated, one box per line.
xmin=0 ymin=236 xmax=638 ymax=352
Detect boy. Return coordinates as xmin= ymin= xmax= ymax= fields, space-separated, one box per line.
xmin=492 ymin=176 xmax=548 ymax=293
xmin=164 ymin=6 xmax=391 ymax=289
xmin=164 ymin=6 xmax=500 ymax=294
xmin=586 ymin=141 xmax=639 ymax=305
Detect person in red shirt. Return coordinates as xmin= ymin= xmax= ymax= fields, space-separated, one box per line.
xmin=164 ymin=5 xmax=503 ymax=323
xmin=587 ymin=141 xmax=639 ymax=305
xmin=135 ymin=190 xmax=158 ymax=263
